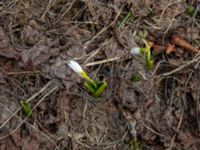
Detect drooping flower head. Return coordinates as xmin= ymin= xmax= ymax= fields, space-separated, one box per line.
xmin=130 ymin=47 xmax=141 ymax=55
xmin=67 ymin=60 xmax=84 ymax=75
xmin=67 ymin=60 xmax=97 ymax=88
xmin=67 ymin=60 xmax=106 ymax=97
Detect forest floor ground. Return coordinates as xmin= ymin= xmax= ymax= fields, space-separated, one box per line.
xmin=0 ymin=0 xmax=200 ymax=149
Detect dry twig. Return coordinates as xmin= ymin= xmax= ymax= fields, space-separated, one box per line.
xmin=83 ymin=6 xmax=123 ymax=49
xmin=171 ymin=35 xmax=200 ymax=53
xmin=85 ymin=57 xmax=120 ymax=67
xmin=160 ymin=54 xmax=200 ymax=76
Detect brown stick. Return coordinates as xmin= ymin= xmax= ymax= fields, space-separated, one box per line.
xmin=171 ymin=35 xmax=200 ymax=53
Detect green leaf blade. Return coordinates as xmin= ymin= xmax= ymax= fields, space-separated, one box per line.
xmin=20 ymin=100 xmax=32 ymax=118
xmin=92 ymin=82 xmax=107 ymax=97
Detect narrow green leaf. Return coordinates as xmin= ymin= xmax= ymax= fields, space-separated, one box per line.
xmin=81 ymin=72 xmax=97 ymax=89
xmin=20 ymin=100 xmax=32 ymax=117
xmin=132 ymin=75 xmax=140 ymax=82
xmin=84 ymin=82 xmax=96 ymax=93
xmin=92 ymin=82 xmax=107 ymax=97
xmin=118 ymin=11 xmax=132 ymax=28
xmin=187 ymin=6 xmax=195 ymax=17
xmin=142 ymin=39 xmax=153 ymax=70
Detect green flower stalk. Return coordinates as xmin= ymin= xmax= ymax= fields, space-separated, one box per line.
xmin=81 ymin=71 xmax=97 ymax=89
xmin=68 ymin=60 xmax=106 ymax=97
xmin=130 ymin=39 xmax=153 ymax=70
xmin=142 ymin=39 xmax=153 ymax=70
xmin=67 ymin=60 xmax=96 ymax=87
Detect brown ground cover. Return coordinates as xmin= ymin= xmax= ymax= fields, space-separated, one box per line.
xmin=0 ymin=0 xmax=200 ymax=149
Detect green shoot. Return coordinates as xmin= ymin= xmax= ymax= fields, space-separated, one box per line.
xmin=92 ymin=82 xmax=107 ymax=97
xmin=68 ymin=60 xmax=107 ymax=97
xmin=20 ymin=100 xmax=32 ymax=117
xmin=84 ymin=82 xmax=96 ymax=93
xmin=82 ymin=72 xmax=107 ymax=97
xmin=142 ymin=39 xmax=154 ymax=70
xmin=124 ymin=139 xmax=144 ymax=150
xmin=118 ymin=11 xmax=132 ymax=27
xmin=84 ymin=81 xmax=107 ymax=97
xmin=129 ymin=140 xmax=144 ymax=150
xmin=130 ymin=37 xmax=153 ymax=70
xmin=81 ymin=71 xmax=97 ymax=89
xmin=139 ymin=30 xmax=148 ymax=39
xmin=187 ymin=6 xmax=196 ymax=17
xmin=131 ymin=75 xmax=140 ymax=82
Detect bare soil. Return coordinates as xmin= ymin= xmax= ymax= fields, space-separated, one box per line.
xmin=0 ymin=0 xmax=200 ymax=150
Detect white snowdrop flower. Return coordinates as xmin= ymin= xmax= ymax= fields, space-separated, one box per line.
xmin=67 ymin=60 xmax=97 ymax=88
xmin=130 ymin=47 xmax=141 ymax=55
xmin=67 ymin=60 xmax=84 ymax=75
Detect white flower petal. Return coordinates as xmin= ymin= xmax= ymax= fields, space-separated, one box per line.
xmin=67 ymin=60 xmax=83 ymax=74
xmin=130 ymin=47 xmax=141 ymax=55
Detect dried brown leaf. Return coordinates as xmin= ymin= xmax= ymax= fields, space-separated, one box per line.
xmin=166 ymin=44 xmax=176 ymax=54
xmin=186 ymin=27 xmax=200 ymax=40
xmin=104 ymin=38 xmax=117 ymax=58
xmin=22 ymin=25 xmax=41 ymax=45
xmin=0 ymin=27 xmax=20 ymax=60
xmin=114 ymin=0 xmax=127 ymax=8
xmin=150 ymin=42 xmax=166 ymax=54
xmin=21 ymin=45 xmax=60 ymax=67
xmin=144 ymin=0 xmax=154 ymax=7
xmin=171 ymin=35 xmax=200 ymax=53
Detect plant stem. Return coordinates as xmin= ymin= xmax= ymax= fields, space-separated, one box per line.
xmin=81 ymin=72 xmax=97 ymax=89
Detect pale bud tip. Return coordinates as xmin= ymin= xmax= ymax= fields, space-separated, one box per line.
xmin=130 ymin=47 xmax=141 ymax=55
xmin=67 ymin=60 xmax=83 ymax=74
